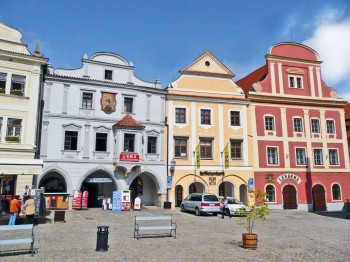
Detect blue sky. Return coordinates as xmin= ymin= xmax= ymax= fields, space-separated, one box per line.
xmin=1 ymin=0 xmax=350 ymax=100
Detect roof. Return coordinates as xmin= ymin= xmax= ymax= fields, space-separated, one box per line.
xmin=236 ymin=65 xmax=267 ymax=94
xmin=112 ymin=114 xmax=144 ymax=129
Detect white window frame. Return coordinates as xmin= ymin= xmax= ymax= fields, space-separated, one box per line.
xmin=230 ymin=110 xmax=241 ymax=127
xmin=313 ymin=148 xmax=324 ymax=166
xmin=123 ymin=133 xmax=136 ymax=152
xmin=6 ymin=118 xmax=22 ymax=142
xmin=293 ymin=117 xmax=303 ymax=132
xmin=296 ymin=148 xmax=306 ymax=165
xmin=123 ymin=96 xmax=134 ymax=114
xmin=267 ymin=147 xmax=279 ymax=165
xmin=104 ymin=69 xmax=113 ymax=80
xmin=175 ymin=107 xmax=187 ymax=124
xmin=288 ymin=75 xmax=303 ymax=89
xmin=311 ymin=119 xmax=320 ymax=133
xmin=62 ymin=123 xmax=82 ymax=151
xmin=174 ymin=137 xmax=188 ymax=159
xmin=331 ymin=183 xmax=342 ymax=201
xmin=326 ymin=119 xmax=335 ymax=134
xmin=328 ymin=149 xmax=339 ymax=166
xmin=147 ymin=136 xmax=158 ymax=154
xmin=95 ymin=132 xmax=109 ymax=152
xmin=81 ymin=92 xmax=94 ymax=109
xmin=265 ymin=184 xmax=276 ymax=203
xmin=265 ymin=116 xmax=275 ymax=131
xmin=200 ymin=108 xmax=212 ymax=125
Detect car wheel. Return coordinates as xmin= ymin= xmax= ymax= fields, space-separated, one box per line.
xmin=180 ymin=205 xmax=185 ymax=212
xmin=195 ymin=208 xmax=201 ymax=216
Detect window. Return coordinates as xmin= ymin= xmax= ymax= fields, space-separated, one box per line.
xmin=296 ymin=148 xmax=306 ymax=165
xmin=175 ymin=108 xmax=186 ymax=123
xmin=105 ymin=70 xmax=113 ymax=80
xmin=124 ymin=97 xmax=133 ymax=113
xmin=82 ymin=92 xmax=93 ymax=109
xmin=289 ymin=76 xmax=303 ymax=88
xmin=200 ymin=139 xmax=213 ymax=159
xmin=294 ymin=118 xmax=303 ymax=132
xmin=329 ymin=149 xmax=338 ymax=165
xmin=11 ymin=75 xmax=25 ymax=95
xmin=147 ymin=136 xmax=157 ymax=154
xmin=0 ymin=72 xmax=6 ymax=92
xmin=6 ymin=118 xmax=22 ymax=141
xmin=123 ymin=133 xmax=135 ymax=152
xmin=95 ymin=133 xmax=107 ymax=152
xmin=311 ymin=119 xmax=320 ymax=133
xmin=201 ymin=109 xmax=211 ymax=125
xmin=332 ymin=184 xmax=341 ymax=200
xmin=64 ymin=131 xmax=78 ymax=150
xmin=266 ymin=185 xmax=275 ymax=202
xmin=265 ymin=116 xmax=274 ymax=131
xmin=326 ymin=120 xmax=335 ymax=134
xmin=230 ymin=111 xmax=240 ymax=126
xmin=267 ymin=147 xmax=278 ymax=164
xmin=230 ymin=140 xmax=242 ymax=159
xmin=174 ymin=138 xmax=187 ymax=158
xmin=314 ymin=149 xmax=323 ymax=165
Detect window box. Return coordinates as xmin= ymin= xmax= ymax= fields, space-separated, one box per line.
xmin=10 ymin=90 xmax=23 ymax=96
xmin=5 ymin=136 xmax=20 ymax=142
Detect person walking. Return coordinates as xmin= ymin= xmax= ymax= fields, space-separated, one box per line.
xmin=8 ymin=195 xmax=21 ymax=225
xmin=221 ymin=196 xmax=230 ymax=219
xmin=23 ymin=195 xmax=35 ymax=224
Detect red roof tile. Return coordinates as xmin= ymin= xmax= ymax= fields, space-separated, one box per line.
xmin=236 ymin=65 xmax=267 ymax=94
xmin=113 ymin=115 xmax=144 ymax=128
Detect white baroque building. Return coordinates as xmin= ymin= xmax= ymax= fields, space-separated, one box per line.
xmin=40 ymin=52 xmax=166 ymax=207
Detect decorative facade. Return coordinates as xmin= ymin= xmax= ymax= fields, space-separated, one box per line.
xmin=166 ymin=51 xmax=254 ymax=207
xmin=237 ymin=42 xmax=350 ymax=211
xmin=40 ymin=52 xmax=166 ymax=207
xmin=0 ymin=23 xmax=47 ymax=210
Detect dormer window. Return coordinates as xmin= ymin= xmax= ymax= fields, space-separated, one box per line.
xmin=289 ymin=76 xmax=303 ymax=89
xmin=105 ymin=70 xmax=113 ymax=80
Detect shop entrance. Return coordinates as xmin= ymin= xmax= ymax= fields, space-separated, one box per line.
xmin=218 ymin=182 xmax=234 ymax=197
xmin=81 ymin=171 xmax=116 ymax=208
xmin=175 ymin=185 xmax=183 ymax=207
xmin=129 ymin=172 xmax=159 ymax=206
xmin=239 ymin=184 xmax=248 ymax=205
xmin=39 ymin=172 xmax=67 ymax=193
xmin=312 ymin=184 xmax=326 ymax=211
xmin=189 ymin=182 xmax=205 ymax=194
xmin=283 ymin=185 xmax=297 ymax=209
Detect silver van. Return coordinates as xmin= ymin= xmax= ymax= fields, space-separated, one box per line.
xmin=180 ymin=193 xmax=221 ymax=216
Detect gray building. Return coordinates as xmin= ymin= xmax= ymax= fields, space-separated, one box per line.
xmin=39 ymin=52 xmax=166 ymax=207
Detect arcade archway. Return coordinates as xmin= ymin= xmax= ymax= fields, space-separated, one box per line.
xmin=39 ymin=171 xmax=67 ymax=193
xmin=189 ymin=182 xmax=205 ymax=194
xmin=129 ymin=172 xmax=159 ymax=206
xmin=218 ymin=181 xmax=234 ymax=197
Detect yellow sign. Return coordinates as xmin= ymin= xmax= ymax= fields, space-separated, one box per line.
xmin=196 ymin=143 xmax=200 ymax=168
xmin=224 ymin=143 xmax=229 ymax=169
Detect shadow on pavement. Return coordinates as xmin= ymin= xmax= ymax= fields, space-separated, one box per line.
xmin=313 ymin=211 xmax=349 ymax=220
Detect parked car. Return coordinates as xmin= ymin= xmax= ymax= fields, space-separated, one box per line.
xmin=218 ymin=196 xmax=250 ymax=216
xmin=180 ymin=193 xmax=221 ymax=216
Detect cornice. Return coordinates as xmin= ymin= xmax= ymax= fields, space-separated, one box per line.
xmin=181 ymin=70 xmax=233 ymax=79
xmin=167 ymin=93 xmax=249 ymax=105
xmin=265 ymin=54 xmax=322 ymax=65
xmin=82 ymin=58 xmax=134 ymax=70
xmin=0 ymin=48 xmax=48 ymax=63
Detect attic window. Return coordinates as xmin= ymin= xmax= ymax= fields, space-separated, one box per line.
xmin=205 ymin=61 xmax=210 ymax=67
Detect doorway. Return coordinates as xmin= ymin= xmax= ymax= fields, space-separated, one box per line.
xmin=189 ymin=182 xmax=205 ymax=194
xmin=283 ymin=184 xmax=297 ymax=209
xmin=175 ymin=185 xmax=183 ymax=207
xmin=312 ymin=184 xmax=327 ymax=211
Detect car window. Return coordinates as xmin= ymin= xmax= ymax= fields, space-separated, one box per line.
xmin=194 ymin=195 xmax=202 ymax=201
xmin=203 ymin=195 xmax=218 ymax=202
xmin=184 ymin=196 xmax=190 ymax=201
xmin=228 ymin=199 xmax=240 ymax=204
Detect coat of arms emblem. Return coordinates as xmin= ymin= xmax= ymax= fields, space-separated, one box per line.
xmin=101 ymin=92 xmax=116 ymax=114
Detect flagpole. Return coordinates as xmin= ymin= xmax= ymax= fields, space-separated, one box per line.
xmin=220 ymin=150 xmax=224 ymax=196
xmin=193 ymin=150 xmax=196 ymax=183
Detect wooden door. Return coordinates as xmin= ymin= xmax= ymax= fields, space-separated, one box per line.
xmin=175 ymin=185 xmax=183 ymax=207
xmin=312 ymin=184 xmax=327 ymax=211
xmin=283 ymin=185 xmax=297 ymax=209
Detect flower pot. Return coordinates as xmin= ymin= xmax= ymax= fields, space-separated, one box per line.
xmin=242 ymin=233 xmax=258 ymax=249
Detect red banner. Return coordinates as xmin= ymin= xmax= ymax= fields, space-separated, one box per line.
xmin=72 ymin=190 xmax=82 ymax=209
xmin=120 ymin=153 xmax=139 ymax=162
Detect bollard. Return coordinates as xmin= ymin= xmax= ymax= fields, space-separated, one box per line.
xmin=96 ymin=226 xmax=109 ymax=251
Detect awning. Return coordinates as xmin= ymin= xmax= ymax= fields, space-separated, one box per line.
xmin=0 ymin=159 xmax=43 ymax=175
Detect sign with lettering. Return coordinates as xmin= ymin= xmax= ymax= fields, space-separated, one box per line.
xmin=85 ymin=178 xmax=113 ymax=183
xmin=200 ymin=171 xmax=225 ymax=176
xmin=277 ymin=173 xmax=302 ymax=184
xmin=120 ymin=153 xmax=140 ymax=162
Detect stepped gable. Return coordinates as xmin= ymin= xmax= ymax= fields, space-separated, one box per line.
xmin=113 ymin=114 xmax=144 ymax=129
xmin=236 ymin=65 xmax=267 ymax=94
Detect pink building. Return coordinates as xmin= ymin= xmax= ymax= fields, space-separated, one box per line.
xmin=237 ymin=42 xmax=350 ymax=211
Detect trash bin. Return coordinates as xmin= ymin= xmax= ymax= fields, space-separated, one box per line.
xmin=54 ymin=211 xmax=65 ymax=222
xmin=96 ymin=226 xmax=109 ymax=252
xmin=163 ymin=201 xmax=171 ymax=209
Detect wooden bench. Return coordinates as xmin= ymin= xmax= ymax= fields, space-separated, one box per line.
xmin=134 ymin=216 xmax=177 ymax=239
xmin=0 ymin=224 xmax=34 ymax=256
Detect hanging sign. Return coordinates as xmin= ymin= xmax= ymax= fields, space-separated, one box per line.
xmin=120 ymin=153 xmax=140 ymax=162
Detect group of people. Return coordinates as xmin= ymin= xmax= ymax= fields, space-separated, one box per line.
xmin=8 ymin=194 xmax=35 ymax=225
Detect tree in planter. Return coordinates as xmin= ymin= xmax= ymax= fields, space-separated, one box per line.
xmin=235 ymin=190 xmax=270 ymax=249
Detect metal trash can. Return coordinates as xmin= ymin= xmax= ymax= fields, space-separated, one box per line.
xmin=96 ymin=226 xmax=109 ymax=251
xmin=54 ymin=211 xmax=65 ymax=222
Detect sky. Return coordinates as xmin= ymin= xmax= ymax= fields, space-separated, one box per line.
xmin=1 ymin=0 xmax=350 ymax=101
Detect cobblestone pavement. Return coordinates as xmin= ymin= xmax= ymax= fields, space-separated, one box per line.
xmin=1 ymin=207 xmax=349 ymax=262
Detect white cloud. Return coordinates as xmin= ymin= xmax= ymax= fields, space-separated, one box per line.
xmin=303 ymin=10 xmax=350 ymax=93
xmin=342 ymin=92 xmax=350 ymax=103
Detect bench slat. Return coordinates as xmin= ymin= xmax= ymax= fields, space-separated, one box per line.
xmin=0 ymin=225 xmax=33 ymax=231
xmin=135 ymin=216 xmax=172 ymax=221
xmin=0 ymin=238 xmax=33 ymax=245
xmin=138 ymin=226 xmax=175 ymax=231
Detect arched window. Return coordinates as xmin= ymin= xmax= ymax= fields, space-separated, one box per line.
xmin=332 ymin=184 xmax=341 ymax=200
xmin=266 ymin=185 xmax=275 ymax=202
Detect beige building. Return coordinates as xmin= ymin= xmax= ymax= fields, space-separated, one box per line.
xmin=166 ymin=51 xmax=253 ymax=207
xmin=0 ymin=23 xmax=47 ymax=210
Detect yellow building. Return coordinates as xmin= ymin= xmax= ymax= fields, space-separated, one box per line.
xmin=0 ymin=23 xmax=47 ymax=207
xmin=166 ymin=51 xmax=253 ymax=207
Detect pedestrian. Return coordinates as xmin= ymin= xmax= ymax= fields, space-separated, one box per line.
xmin=22 ymin=185 xmax=30 ymax=205
xmin=23 ymin=195 xmax=35 ymax=224
xmin=8 ymin=195 xmax=21 ymax=225
xmin=221 ymin=196 xmax=230 ymax=219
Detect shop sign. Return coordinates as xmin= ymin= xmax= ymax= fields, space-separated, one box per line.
xmin=82 ymin=190 xmax=89 ymax=209
xmin=200 ymin=171 xmax=225 ymax=176
xmin=85 ymin=178 xmax=113 ymax=183
xmin=72 ymin=190 xmax=82 ymax=209
xmin=112 ymin=191 xmax=122 ymax=212
xmin=277 ymin=173 xmax=302 ymax=184
xmin=120 ymin=153 xmax=139 ymax=162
